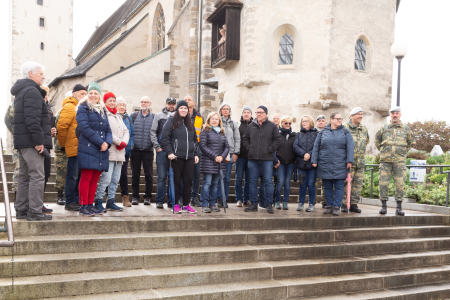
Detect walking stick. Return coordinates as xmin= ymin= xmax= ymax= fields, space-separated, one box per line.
xmin=219 ymin=162 xmax=227 ymax=213
xmin=168 ymin=160 xmax=176 ymax=214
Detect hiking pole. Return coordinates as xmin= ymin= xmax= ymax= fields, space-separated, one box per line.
xmin=219 ymin=162 xmax=227 ymax=213
xmin=168 ymin=160 xmax=176 ymax=214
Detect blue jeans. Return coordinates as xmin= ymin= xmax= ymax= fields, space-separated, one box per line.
xmin=275 ymin=163 xmax=295 ymax=203
xmin=95 ymin=161 xmax=123 ymax=201
xmin=65 ymin=156 xmax=80 ymax=205
xmin=248 ymin=160 xmax=274 ymax=205
xmin=156 ymin=150 xmax=169 ymax=204
xmin=216 ymin=161 xmax=232 ymax=201
xmin=235 ymin=158 xmax=250 ymax=203
xmin=298 ymin=168 xmax=317 ymax=205
xmin=200 ymin=173 xmax=220 ymax=207
xmin=323 ymin=179 xmax=345 ymax=208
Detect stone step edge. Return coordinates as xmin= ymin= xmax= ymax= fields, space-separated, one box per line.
xmin=7 ymin=264 xmax=450 ymax=300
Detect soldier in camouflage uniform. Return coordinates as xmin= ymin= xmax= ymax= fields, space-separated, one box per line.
xmin=375 ymin=106 xmax=415 ymax=216
xmin=315 ymin=115 xmax=327 ymax=208
xmin=342 ymin=107 xmax=369 ymax=213
xmin=4 ymin=101 xmax=19 ymax=194
xmin=54 ymin=110 xmax=67 ymax=205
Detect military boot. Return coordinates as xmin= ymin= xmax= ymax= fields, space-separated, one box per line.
xmin=341 ymin=205 xmax=348 ymax=213
xmin=395 ymin=201 xmax=405 ymax=216
xmin=379 ymin=200 xmax=387 ymax=215
xmin=349 ymin=204 xmax=361 ymax=213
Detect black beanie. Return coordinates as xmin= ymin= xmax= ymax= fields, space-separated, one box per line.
xmin=176 ymin=100 xmax=189 ymax=111
xmin=257 ymin=105 xmax=268 ymax=115
xmin=72 ymin=84 xmax=87 ymax=93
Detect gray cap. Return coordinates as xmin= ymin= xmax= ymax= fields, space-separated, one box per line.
xmin=316 ymin=115 xmax=326 ymax=121
xmin=242 ymin=106 xmax=252 ymax=114
xmin=350 ymin=107 xmax=363 ymax=115
xmin=389 ymin=106 xmax=401 ymax=113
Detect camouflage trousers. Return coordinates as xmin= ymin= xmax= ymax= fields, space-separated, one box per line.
xmin=342 ymin=165 xmax=364 ymax=205
xmin=12 ymin=149 xmax=20 ymax=192
xmin=315 ymin=178 xmax=325 ymax=205
xmin=55 ymin=151 xmax=67 ymax=191
xmin=379 ymin=162 xmax=406 ymax=202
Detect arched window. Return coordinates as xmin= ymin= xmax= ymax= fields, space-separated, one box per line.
xmin=152 ymin=4 xmax=166 ymax=54
xmin=355 ymin=38 xmax=366 ymax=71
xmin=278 ymin=33 xmax=294 ymax=65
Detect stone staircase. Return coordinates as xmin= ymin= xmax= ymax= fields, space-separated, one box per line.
xmin=2 ymin=155 xmax=450 ymax=299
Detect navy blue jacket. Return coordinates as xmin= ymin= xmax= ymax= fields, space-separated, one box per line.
xmin=293 ymin=127 xmax=318 ymax=170
xmin=199 ymin=129 xmax=229 ymax=174
xmin=122 ymin=114 xmax=134 ymax=156
xmin=311 ymin=124 xmax=354 ymax=180
xmin=76 ymin=102 xmax=113 ymax=172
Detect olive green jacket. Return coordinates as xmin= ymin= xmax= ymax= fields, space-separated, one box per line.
xmin=344 ymin=121 xmax=369 ymax=167
xmin=375 ymin=121 xmax=415 ymax=163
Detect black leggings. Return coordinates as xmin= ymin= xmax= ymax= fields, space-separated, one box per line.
xmin=169 ymin=158 xmax=195 ymax=206
xmin=44 ymin=148 xmax=51 ymax=191
xmin=119 ymin=156 xmax=129 ymax=196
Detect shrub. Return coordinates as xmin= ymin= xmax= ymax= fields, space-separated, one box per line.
xmin=406 ymin=119 xmax=450 ymax=152
xmin=427 ymin=156 xmax=444 ymax=165
xmin=407 ymin=150 xmax=428 ymax=160
xmin=429 ymin=174 xmax=446 ymax=184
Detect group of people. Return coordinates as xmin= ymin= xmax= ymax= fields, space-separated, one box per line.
xmin=7 ymin=61 xmax=416 ymax=221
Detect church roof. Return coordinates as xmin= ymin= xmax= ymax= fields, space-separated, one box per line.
xmin=75 ymin=0 xmax=149 ymax=63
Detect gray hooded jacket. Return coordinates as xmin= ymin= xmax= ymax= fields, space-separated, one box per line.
xmin=219 ymin=102 xmax=240 ymax=157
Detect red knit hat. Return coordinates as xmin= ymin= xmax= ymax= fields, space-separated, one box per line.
xmin=103 ymin=92 xmax=116 ymax=103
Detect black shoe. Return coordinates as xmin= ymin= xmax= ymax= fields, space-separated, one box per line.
xmin=167 ymin=202 xmax=173 ymax=208
xmin=144 ymin=198 xmax=151 ymax=205
xmin=266 ymin=204 xmax=274 ymax=214
xmin=395 ymin=201 xmax=405 ymax=216
xmin=379 ymin=200 xmax=387 ymax=215
xmin=217 ymin=200 xmax=228 ymax=208
xmin=131 ymin=197 xmax=139 ymax=205
xmin=341 ymin=205 xmax=348 ymax=213
xmin=27 ymin=212 xmax=52 ymax=221
xmin=244 ymin=203 xmax=258 ymax=212
xmin=324 ymin=205 xmax=333 ymax=214
xmin=349 ymin=204 xmax=361 ymax=213
xmin=190 ymin=198 xmax=202 ymax=207
xmin=332 ymin=206 xmax=341 ymax=216
xmin=156 ymin=202 xmax=164 ymax=209
xmin=65 ymin=202 xmax=81 ymax=211
xmin=322 ymin=203 xmax=327 ymax=209
xmin=15 ymin=210 xmax=28 ymax=219
xmin=56 ymin=190 xmax=65 ymax=205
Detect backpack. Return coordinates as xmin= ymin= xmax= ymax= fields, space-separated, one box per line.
xmin=130 ymin=111 xmax=154 ymax=123
xmin=4 ymin=101 xmax=14 ymax=134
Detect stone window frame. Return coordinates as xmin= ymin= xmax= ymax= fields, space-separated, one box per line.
xmin=39 ymin=17 xmax=45 ymax=27
xmin=353 ymin=35 xmax=372 ymax=73
xmin=151 ymin=3 xmax=166 ymax=54
xmin=269 ymin=23 xmax=301 ymax=72
xmin=40 ymin=42 xmax=44 ymax=50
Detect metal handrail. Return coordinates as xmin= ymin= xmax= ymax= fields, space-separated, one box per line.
xmin=365 ymin=164 xmax=450 ymax=207
xmin=0 ymin=138 xmax=14 ymax=247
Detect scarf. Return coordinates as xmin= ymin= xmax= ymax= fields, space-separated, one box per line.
xmin=212 ymin=126 xmax=221 ymax=133
xmin=279 ymin=127 xmax=292 ymax=136
xmin=106 ymin=106 xmax=117 ymax=115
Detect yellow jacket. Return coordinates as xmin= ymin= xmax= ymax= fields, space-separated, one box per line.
xmin=56 ymin=96 xmax=79 ymax=157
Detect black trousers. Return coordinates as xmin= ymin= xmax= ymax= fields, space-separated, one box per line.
xmin=119 ymin=156 xmax=129 ymax=196
xmin=169 ymin=158 xmax=195 ymax=206
xmin=130 ymin=150 xmax=154 ymax=199
xmin=44 ymin=148 xmax=51 ymax=191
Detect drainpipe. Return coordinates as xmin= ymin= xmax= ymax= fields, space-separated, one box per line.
xmin=197 ymin=0 xmax=203 ymax=111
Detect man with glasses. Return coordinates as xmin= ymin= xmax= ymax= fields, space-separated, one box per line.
xmin=130 ymin=96 xmax=155 ymax=205
xmin=242 ymin=105 xmax=281 ymax=214
xmin=151 ymin=97 xmax=177 ymax=208
xmin=342 ymin=107 xmax=369 ymax=213
xmin=316 ymin=115 xmax=327 ymax=208
xmin=376 ymin=107 xmax=415 ymax=216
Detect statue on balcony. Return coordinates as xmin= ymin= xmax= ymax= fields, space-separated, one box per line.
xmin=219 ymin=25 xmax=226 ymax=44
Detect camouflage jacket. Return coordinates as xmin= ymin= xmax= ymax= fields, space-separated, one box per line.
xmin=344 ymin=121 xmax=369 ymax=166
xmin=53 ymin=109 xmax=63 ymax=152
xmin=375 ymin=121 xmax=415 ymax=163
xmin=4 ymin=101 xmax=14 ymax=134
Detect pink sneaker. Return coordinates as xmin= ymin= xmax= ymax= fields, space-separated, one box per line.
xmin=174 ymin=204 xmax=182 ymax=214
xmin=182 ymin=205 xmax=197 ymax=214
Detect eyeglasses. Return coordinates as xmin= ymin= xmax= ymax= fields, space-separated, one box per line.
xmin=284 ymin=122 xmax=292 ymax=125
xmin=332 ymin=118 xmax=343 ymax=121
xmin=256 ymin=111 xmax=265 ymax=114
xmin=301 ymin=121 xmax=309 ymax=124
xmin=141 ymin=101 xmax=150 ymax=104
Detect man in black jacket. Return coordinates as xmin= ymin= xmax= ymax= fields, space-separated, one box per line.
xmin=235 ymin=106 xmax=253 ymax=207
xmin=242 ymin=105 xmax=281 ymax=214
xmin=12 ymin=61 xmax=52 ymax=221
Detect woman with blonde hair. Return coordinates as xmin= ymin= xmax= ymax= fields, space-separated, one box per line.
xmin=274 ymin=116 xmax=296 ymax=210
xmin=76 ymin=82 xmax=112 ymax=216
xmin=199 ymin=112 xmax=229 ymax=213
xmin=293 ymin=115 xmax=319 ymax=212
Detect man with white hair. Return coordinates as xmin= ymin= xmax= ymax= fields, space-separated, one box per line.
xmin=11 ymin=61 xmax=52 ymax=221
xmin=130 ymin=96 xmax=155 ymax=205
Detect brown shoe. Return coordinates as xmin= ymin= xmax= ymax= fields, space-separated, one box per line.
xmin=243 ymin=202 xmax=250 ymax=207
xmin=122 ymin=195 xmax=132 ymax=207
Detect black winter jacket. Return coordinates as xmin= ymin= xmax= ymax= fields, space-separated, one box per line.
xmin=199 ymin=129 xmax=229 ymax=174
xmin=242 ymin=118 xmax=281 ymax=161
xmin=293 ymin=127 xmax=319 ymax=170
xmin=238 ymin=117 xmax=252 ymax=159
xmin=160 ymin=116 xmax=199 ymax=160
xmin=11 ymin=79 xmax=52 ymax=149
xmin=276 ymin=130 xmax=296 ymax=164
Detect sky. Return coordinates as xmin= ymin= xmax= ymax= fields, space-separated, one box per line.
xmin=0 ymin=0 xmax=449 ymax=143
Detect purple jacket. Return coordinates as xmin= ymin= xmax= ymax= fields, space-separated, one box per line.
xmin=199 ymin=129 xmax=229 ymax=174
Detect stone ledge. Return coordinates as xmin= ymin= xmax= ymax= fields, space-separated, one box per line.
xmin=362 ymin=198 xmax=450 ymax=215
